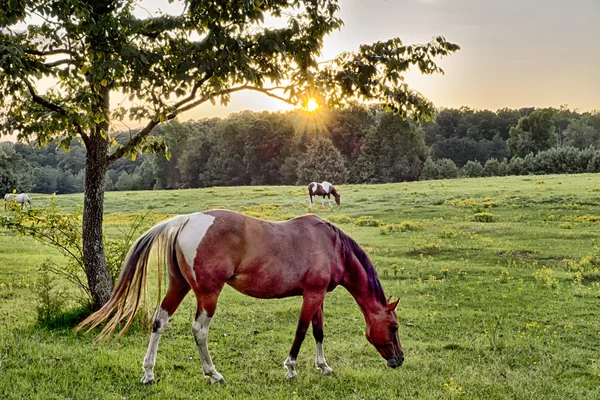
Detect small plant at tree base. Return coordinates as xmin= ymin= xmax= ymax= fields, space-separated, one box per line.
xmin=33 ymin=261 xmax=67 ymax=327
xmin=0 ymin=197 xmax=149 ymax=306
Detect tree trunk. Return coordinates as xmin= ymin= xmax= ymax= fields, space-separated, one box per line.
xmin=83 ymin=132 xmax=114 ymax=309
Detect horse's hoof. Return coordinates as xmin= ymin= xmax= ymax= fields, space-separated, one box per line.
xmin=319 ymin=365 xmax=334 ymax=375
xmin=140 ymin=375 xmax=155 ymax=385
xmin=208 ymin=373 xmax=225 ymax=385
xmin=285 ymin=371 xmax=297 ymax=380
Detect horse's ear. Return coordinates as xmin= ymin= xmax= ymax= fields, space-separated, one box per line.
xmin=386 ymin=296 xmax=392 ymax=304
xmin=386 ymin=298 xmax=400 ymax=311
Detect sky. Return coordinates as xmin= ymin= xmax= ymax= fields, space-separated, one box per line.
xmin=9 ymin=0 xmax=600 ymax=126
xmin=183 ymin=0 xmax=600 ymax=119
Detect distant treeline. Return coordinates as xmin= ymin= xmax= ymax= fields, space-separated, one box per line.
xmin=1 ymin=105 xmax=599 ymax=194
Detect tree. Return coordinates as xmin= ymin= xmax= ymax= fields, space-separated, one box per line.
xmin=507 ymin=109 xmax=557 ymax=157
xmin=0 ymin=1 xmax=458 ymax=309
xmin=563 ymin=118 xmax=600 ymax=149
xmin=296 ymin=137 xmax=347 ymax=184
xmin=357 ymin=110 xmax=428 ymax=182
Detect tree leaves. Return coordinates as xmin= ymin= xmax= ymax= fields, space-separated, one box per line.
xmin=1 ymin=0 xmax=458 ymax=162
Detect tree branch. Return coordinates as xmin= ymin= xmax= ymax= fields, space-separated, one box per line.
xmin=44 ymin=59 xmax=71 ymax=67
xmin=22 ymin=79 xmax=88 ymax=142
xmin=24 ymin=48 xmax=78 ymax=57
xmin=171 ymin=71 xmax=213 ymax=110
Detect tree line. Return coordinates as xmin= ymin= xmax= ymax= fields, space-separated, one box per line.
xmin=2 ymin=104 xmax=600 ymax=195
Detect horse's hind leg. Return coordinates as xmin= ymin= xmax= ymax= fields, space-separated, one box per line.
xmin=141 ymin=278 xmax=190 ymax=384
xmin=312 ymin=302 xmax=333 ymax=374
xmin=191 ymin=286 xmax=225 ymax=384
xmin=284 ymin=292 xmax=326 ymax=379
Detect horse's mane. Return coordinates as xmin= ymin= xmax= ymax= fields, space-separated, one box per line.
xmin=319 ymin=220 xmax=387 ymax=306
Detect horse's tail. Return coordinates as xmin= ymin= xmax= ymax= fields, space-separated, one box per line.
xmin=76 ymin=214 xmax=191 ymax=340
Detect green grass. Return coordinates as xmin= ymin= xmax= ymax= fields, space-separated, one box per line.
xmin=1 ymin=174 xmax=600 ymax=399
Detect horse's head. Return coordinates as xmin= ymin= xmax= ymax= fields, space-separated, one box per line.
xmin=364 ymin=298 xmax=404 ymax=368
xmin=331 ymin=187 xmax=341 ymax=205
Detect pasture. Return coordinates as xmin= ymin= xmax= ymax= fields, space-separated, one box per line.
xmin=1 ymin=174 xmax=600 ymax=399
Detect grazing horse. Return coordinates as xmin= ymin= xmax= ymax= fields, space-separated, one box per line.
xmin=308 ymin=181 xmax=340 ymax=207
xmin=15 ymin=193 xmax=33 ymax=209
xmin=77 ymin=210 xmax=403 ymax=384
xmin=4 ymin=193 xmax=32 ymax=210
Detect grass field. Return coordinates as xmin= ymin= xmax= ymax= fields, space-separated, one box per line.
xmin=1 ymin=174 xmax=600 ymax=399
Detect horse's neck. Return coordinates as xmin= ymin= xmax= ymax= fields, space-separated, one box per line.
xmin=341 ymin=259 xmax=385 ymax=318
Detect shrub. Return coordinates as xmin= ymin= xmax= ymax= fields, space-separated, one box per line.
xmin=437 ymin=159 xmax=459 ymax=179
xmin=483 ymin=158 xmax=506 ymax=177
xmin=420 ymin=158 xmax=439 ymax=180
xmin=355 ymin=215 xmax=384 ymax=227
xmin=459 ymin=160 xmax=484 ymax=178
xmin=532 ymin=267 xmax=558 ymax=287
xmin=327 ymin=215 xmax=354 ymax=224
xmin=474 ymin=212 xmax=495 ymax=223
xmin=379 ymin=220 xmax=424 ymax=234
xmin=508 ymin=156 xmax=526 ymax=175
xmin=420 ymin=158 xmax=458 ymax=180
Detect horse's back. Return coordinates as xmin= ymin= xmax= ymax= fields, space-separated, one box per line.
xmin=189 ymin=210 xmax=341 ymax=298
xmin=15 ymin=193 xmax=29 ymax=202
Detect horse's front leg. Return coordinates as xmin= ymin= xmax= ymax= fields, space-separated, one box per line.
xmin=284 ymin=293 xmax=325 ymax=379
xmin=312 ymin=303 xmax=333 ymax=374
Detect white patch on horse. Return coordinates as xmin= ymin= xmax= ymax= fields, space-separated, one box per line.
xmin=321 ymin=181 xmax=331 ymax=193
xmin=283 ymin=355 xmax=297 ymax=379
xmin=177 ymin=212 xmax=215 ymax=268
xmin=192 ymin=310 xmax=224 ymax=383
xmin=315 ymin=342 xmax=333 ymax=374
xmin=141 ymin=307 xmax=170 ymax=384
xmin=310 ymin=182 xmax=319 ymax=194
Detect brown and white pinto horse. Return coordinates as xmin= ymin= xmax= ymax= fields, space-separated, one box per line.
xmin=77 ymin=210 xmax=403 ymax=384
xmin=308 ymin=181 xmax=340 ymax=207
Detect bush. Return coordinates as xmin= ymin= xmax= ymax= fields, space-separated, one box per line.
xmin=459 ymin=160 xmax=484 ymax=178
xmin=327 ymin=215 xmax=354 ymax=224
xmin=474 ymin=212 xmax=495 ymax=223
xmin=380 ymin=220 xmax=424 ymax=235
xmin=355 ymin=215 xmax=384 ymax=227
xmin=508 ymin=156 xmax=526 ymax=175
xmin=483 ymin=158 xmax=506 ymax=177
xmin=420 ymin=158 xmax=439 ymax=180
xmin=420 ymin=158 xmax=458 ymax=180
xmin=437 ymin=159 xmax=459 ymax=179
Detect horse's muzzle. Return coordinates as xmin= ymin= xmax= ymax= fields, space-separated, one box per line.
xmin=387 ymin=354 xmax=404 ymax=368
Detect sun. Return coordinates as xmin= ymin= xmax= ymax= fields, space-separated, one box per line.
xmin=305 ymin=97 xmax=320 ymax=112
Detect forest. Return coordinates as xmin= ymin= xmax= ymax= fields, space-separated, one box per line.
xmin=2 ymin=104 xmax=600 ymax=194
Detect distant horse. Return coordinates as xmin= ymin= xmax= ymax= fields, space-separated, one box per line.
xmin=308 ymin=181 xmax=340 ymax=207
xmin=4 ymin=193 xmax=32 ymax=210
xmin=77 ymin=210 xmax=403 ymax=384
xmin=15 ymin=193 xmax=33 ymax=209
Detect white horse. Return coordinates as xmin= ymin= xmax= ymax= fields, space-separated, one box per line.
xmin=4 ymin=193 xmax=33 ymax=210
